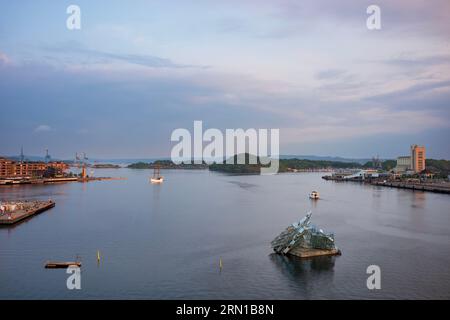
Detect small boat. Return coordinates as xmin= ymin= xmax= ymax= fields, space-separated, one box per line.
xmin=309 ymin=191 xmax=320 ymax=199
xmin=150 ymin=165 xmax=164 ymax=184
xmin=45 ymin=261 xmax=82 ymax=269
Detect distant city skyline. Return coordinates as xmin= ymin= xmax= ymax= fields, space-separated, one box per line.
xmin=0 ymin=148 xmax=442 ymax=163
xmin=1 ymin=0 xmax=449 ymax=159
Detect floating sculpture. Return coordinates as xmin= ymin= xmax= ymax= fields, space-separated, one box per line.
xmin=271 ymin=211 xmax=341 ymax=258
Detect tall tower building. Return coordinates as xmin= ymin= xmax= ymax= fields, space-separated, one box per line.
xmin=410 ymin=145 xmax=425 ymax=173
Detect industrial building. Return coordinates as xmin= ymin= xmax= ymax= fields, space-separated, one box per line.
xmin=394 ymin=145 xmax=426 ymax=173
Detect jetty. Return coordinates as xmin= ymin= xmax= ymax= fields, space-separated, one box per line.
xmin=372 ymin=181 xmax=450 ymax=194
xmin=0 ymin=200 xmax=55 ymax=225
xmin=0 ymin=176 xmax=126 ymax=186
xmin=322 ymin=171 xmax=450 ymax=194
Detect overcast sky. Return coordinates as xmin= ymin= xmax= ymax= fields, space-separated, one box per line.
xmin=1 ymin=0 xmax=449 ymax=159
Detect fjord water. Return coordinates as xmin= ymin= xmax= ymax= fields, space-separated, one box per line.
xmin=0 ymin=169 xmax=449 ymax=299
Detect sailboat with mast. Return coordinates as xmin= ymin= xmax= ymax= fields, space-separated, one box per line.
xmin=150 ymin=164 xmax=164 ymax=184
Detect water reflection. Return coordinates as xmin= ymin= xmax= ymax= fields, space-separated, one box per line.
xmin=310 ymin=199 xmax=318 ymax=209
xmin=0 ymin=215 xmax=37 ymax=231
xmin=397 ymin=189 xmax=427 ymax=210
xmin=269 ymin=253 xmax=336 ymax=282
xmin=228 ymin=181 xmax=257 ymax=190
xmin=151 ymin=182 xmax=162 ymax=213
xmin=371 ymin=188 xmax=383 ymax=211
xmin=411 ymin=191 xmax=426 ymax=209
xmin=409 ymin=191 xmax=426 ymax=229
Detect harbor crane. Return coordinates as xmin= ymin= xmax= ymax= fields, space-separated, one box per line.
xmin=44 ymin=149 xmax=51 ymax=163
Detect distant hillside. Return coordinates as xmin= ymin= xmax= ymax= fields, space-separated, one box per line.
xmin=209 ymin=154 xmax=265 ymax=174
xmin=279 ymin=158 xmax=361 ymax=171
xmin=426 ymin=159 xmax=450 ymax=176
xmin=280 ymin=155 xmax=372 ymax=164
xmin=362 ymin=159 xmax=397 ymax=171
xmin=127 ymin=160 xmax=207 ymax=169
xmin=209 ymin=154 xmax=363 ymax=174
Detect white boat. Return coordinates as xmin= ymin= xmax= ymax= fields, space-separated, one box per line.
xmin=309 ymin=191 xmax=320 ymax=199
xmin=150 ymin=177 xmax=164 ymax=183
xmin=150 ymin=165 xmax=164 ymax=184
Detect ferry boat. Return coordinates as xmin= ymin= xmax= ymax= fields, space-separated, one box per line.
xmin=309 ymin=190 xmax=320 ymax=199
xmin=150 ymin=165 xmax=164 ymax=184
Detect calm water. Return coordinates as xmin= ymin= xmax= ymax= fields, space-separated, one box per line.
xmin=0 ymin=169 xmax=449 ymax=299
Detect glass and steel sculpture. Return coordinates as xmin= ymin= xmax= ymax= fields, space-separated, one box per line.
xmin=271 ymin=211 xmax=338 ymax=255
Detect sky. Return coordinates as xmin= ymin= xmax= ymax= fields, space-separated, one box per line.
xmin=0 ymin=0 xmax=449 ymax=159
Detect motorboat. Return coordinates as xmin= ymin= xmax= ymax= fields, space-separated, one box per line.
xmin=309 ymin=190 xmax=320 ymax=199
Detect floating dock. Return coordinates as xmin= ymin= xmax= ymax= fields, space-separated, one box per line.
xmin=45 ymin=261 xmax=81 ymax=269
xmin=0 ymin=200 xmax=55 ymax=225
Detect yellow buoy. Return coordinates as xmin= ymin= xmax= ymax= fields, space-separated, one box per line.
xmin=219 ymin=257 xmax=223 ymax=270
xmin=97 ymin=250 xmax=101 ymax=262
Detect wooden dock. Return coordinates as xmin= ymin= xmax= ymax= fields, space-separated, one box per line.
xmin=0 ymin=200 xmax=55 ymax=225
xmin=45 ymin=261 xmax=81 ymax=269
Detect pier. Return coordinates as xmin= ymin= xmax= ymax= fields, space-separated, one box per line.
xmin=372 ymin=181 xmax=450 ymax=194
xmin=0 ymin=176 xmax=126 ymax=186
xmin=323 ymin=174 xmax=450 ymax=194
xmin=0 ymin=200 xmax=55 ymax=225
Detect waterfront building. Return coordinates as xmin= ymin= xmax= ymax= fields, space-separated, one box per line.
xmin=394 ymin=145 xmax=426 ymax=173
xmin=395 ymin=156 xmax=412 ymax=173
xmin=411 ymin=145 xmax=426 ymax=173
xmin=0 ymin=157 xmax=68 ymax=178
xmin=0 ymin=158 xmax=15 ymax=177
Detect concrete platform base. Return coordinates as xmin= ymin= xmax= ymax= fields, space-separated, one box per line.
xmin=288 ymin=247 xmax=341 ymax=258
